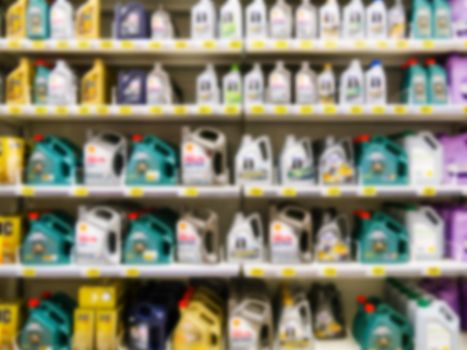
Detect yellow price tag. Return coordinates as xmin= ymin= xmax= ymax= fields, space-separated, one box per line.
xmin=422 ymin=40 xmax=435 ymax=49
xmin=465 ymin=40 xmax=467 ymax=48
xmin=175 ymin=40 xmax=187 ymax=49
xmin=100 ymin=40 xmax=113 ymax=49
xmin=125 ymin=268 xmax=141 ymax=278
xmin=354 ymin=39 xmax=366 ymax=48
xmin=129 ymin=187 xmax=144 ymax=197
xmin=370 ymin=266 xmax=386 ymax=277
xmin=8 ymin=106 xmax=22 ymax=115
xmin=55 ymin=106 xmax=68 ymax=115
xmin=248 ymin=187 xmax=264 ymax=197
xmin=251 ymin=40 xmax=265 ymax=49
xmin=376 ymin=40 xmax=388 ymax=48
xmin=274 ymin=40 xmax=288 ymax=49
xmin=323 ymin=105 xmax=337 ymax=114
xmin=224 ymin=105 xmax=240 ymax=115
xmin=76 ymin=40 xmax=91 ymax=49
xmin=420 ymin=105 xmax=433 ymax=114
xmin=181 ymin=187 xmax=199 ymax=197
xmin=78 ymin=106 xmax=90 ymax=115
xmin=173 ymin=105 xmax=187 ymax=115
xmin=250 ymin=105 xmax=265 ymax=114
xmin=280 ymin=187 xmax=297 ymax=197
xmin=32 ymin=41 xmax=46 ymax=49
xmin=7 ymin=40 xmax=21 ymax=49
xmin=299 ymin=40 xmax=313 ymax=49
xmin=281 ymin=267 xmax=297 ymax=278
xmin=274 ymin=105 xmax=288 ymax=114
xmin=149 ymin=106 xmax=163 ymax=115
xmin=21 ymin=186 xmax=35 ymax=197
xmin=202 ymin=40 xmax=216 ymax=49
xmin=350 ymin=105 xmax=364 ymax=114
xmin=322 ymin=267 xmax=338 ymax=277
xmin=249 ymin=267 xmax=265 ymax=277
xmin=56 ymin=40 xmax=69 ymax=49
xmin=393 ymin=105 xmax=408 ymax=114
xmin=299 ymin=105 xmax=313 ymax=114
xmin=119 ymin=106 xmax=132 ymax=115
xmin=421 ymin=186 xmax=437 ymax=197
xmin=84 ymin=268 xmax=101 ymax=278
xmin=96 ymin=105 xmax=109 ymax=115
xmin=22 ymin=268 xmax=37 ymax=277
xmin=361 ymin=187 xmax=377 ymax=197
xmin=324 ymin=187 xmax=341 ymax=197
xmin=396 ymin=40 xmax=409 ymax=49
xmin=425 ymin=266 xmax=441 ymax=277
xmin=149 ymin=41 xmax=162 ymax=49
xmin=229 ymin=40 xmax=242 ymax=49
xmin=464 ymin=105 xmax=467 ymax=114
xmin=372 ymin=106 xmax=386 ymax=114
xmin=73 ymin=187 xmax=89 ymax=197
xmin=198 ymin=105 xmax=213 ymax=114
xmin=120 ymin=40 xmax=134 ymax=49
xmin=324 ymin=40 xmax=337 ymax=49
xmin=35 ymin=106 xmax=48 ymax=115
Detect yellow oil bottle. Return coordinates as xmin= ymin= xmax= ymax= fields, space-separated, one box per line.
xmin=81 ymin=59 xmax=107 ymax=105
xmin=75 ymin=0 xmax=101 ymax=39
xmin=0 ymin=216 xmax=22 ymax=264
xmin=6 ymin=0 xmax=27 ymax=39
xmin=6 ymin=58 xmax=33 ymax=105
xmin=0 ymin=300 xmax=21 ymax=349
xmin=0 ymin=137 xmax=25 ymax=185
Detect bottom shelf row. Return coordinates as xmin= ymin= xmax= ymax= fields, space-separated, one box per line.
xmin=2 ymin=278 xmax=467 ymax=350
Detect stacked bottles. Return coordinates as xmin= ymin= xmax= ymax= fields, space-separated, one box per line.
xmin=0 ymin=300 xmax=20 ymax=349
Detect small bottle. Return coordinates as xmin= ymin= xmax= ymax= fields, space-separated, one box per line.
xmin=318 ymin=63 xmax=336 ymax=104
xmin=269 ymin=0 xmax=292 ymax=39
xmin=268 ymin=61 xmax=291 ymax=104
xmin=295 ymin=0 xmax=318 ymax=39
xmin=244 ymin=63 xmax=264 ymax=105
xmin=365 ymin=0 xmax=388 ymax=38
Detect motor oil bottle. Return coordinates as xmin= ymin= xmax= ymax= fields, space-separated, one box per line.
xmin=220 ymin=0 xmax=242 ymax=39
xmin=245 ymin=0 xmax=267 ymax=39
xmin=27 ymin=0 xmax=50 ymax=39
xmin=75 ymin=0 xmax=100 ymax=39
xmin=75 ymin=206 xmax=125 ymax=265
xmin=124 ymin=211 xmax=176 ymax=264
xmin=191 ymin=0 xmax=217 ymax=39
xmin=114 ymin=2 xmax=149 ymax=39
xmin=196 ymin=64 xmax=220 ymax=105
xmin=295 ymin=0 xmax=318 ymax=39
xmin=402 ymin=131 xmax=443 ymax=186
xmin=147 ymin=63 xmax=173 ymax=105
xmin=96 ymin=307 xmax=122 ymax=350
xmin=84 ymin=131 xmax=127 ymax=186
xmin=269 ymin=205 xmax=313 ymax=264
xmin=442 ymin=206 xmax=467 ymax=261
xmin=223 ymin=64 xmax=242 ymax=105
xmin=6 ymin=0 xmax=27 ymax=39
xmin=33 ymin=60 xmax=51 ymax=105
xmin=181 ymin=127 xmax=229 ymax=185
xmin=81 ymin=59 xmax=107 ymax=106
xmin=269 ymin=0 xmax=292 ymax=39
xmin=26 ymin=134 xmax=79 ymax=185
xmin=151 ymin=5 xmax=174 ymax=39
xmin=315 ymin=210 xmax=351 ymax=262
xmin=410 ymin=0 xmax=432 ymax=38
xmin=319 ymin=0 xmax=341 ymax=39
xmin=21 ymin=212 xmax=74 ymax=265
xmin=117 ymin=69 xmax=146 ymax=104
xmin=227 ymin=212 xmax=265 ymax=262
xmin=317 ymin=63 xmax=336 ymax=104
xmin=244 ymin=63 xmax=264 ymax=105
xmin=176 ymin=209 xmax=219 ymax=264
xmin=365 ymin=0 xmax=388 ymax=38
xmin=126 ymin=134 xmax=178 ymax=186
xmin=438 ymin=134 xmax=467 ymax=185
xmin=425 ymin=58 xmax=448 ymax=104
xmin=388 ymin=0 xmax=406 ymax=38
xmin=6 ymin=58 xmax=33 ymax=105
xmin=50 ymin=0 xmax=74 ymax=39
xmin=342 ymin=0 xmax=365 ymax=39
xmin=0 ymin=300 xmax=21 ymax=349
xmin=279 ymin=135 xmax=314 ymax=185
xmin=339 ymin=59 xmax=365 ymax=105
xmin=0 ymin=136 xmax=24 ymax=185
xmin=354 ymin=210 xmax=410 ymax=263
xmin=235 ymin=134 xmax=273 ymax=185
xmin=295 ymin=62 xmax=318 ymax=104
xmin=402 ymin=58 xmax=428 ymax=104
xmin=48 ymin=60 xmax=78 ymax=105
xmin=354 ymin=134 xmax=409 ymax=185
xmin=365 ymin=59 xmax=387 ymax=105
xmin=433 ymin=0 xmax=452 ymax=38
xmin=317 ymin=136 xmax=355 ymax=185
xmin=0 ymin=215 xmax=21 ymax=264
xmin=268 ymin=61 xmax=291 ymax=104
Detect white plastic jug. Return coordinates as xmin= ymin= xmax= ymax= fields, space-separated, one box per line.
xmin=48 ymin=60 xmax=77 ymax=105
xmin=197 ymin=64 xmax=220 ymax=104
xmin=269 ymin=0 xmax=292 ymax=39
xmin=245 ymin=0 xmax=267 ymax=39
xmin=388 ymin=0 xmax=406 ymax=38
xmin=191 ymin=0 xmax=217 ymax=39
xmin=365 ymin=59 xmax=387 ymax=105
xmin=219 ymin=0 xmax=243 ymax=39
xmin=235 ymin=134 xmax=274 ymax=185
xmin=342 ymin=0 xmax=365 ymax=39
xmin=339 ymin=59 xmax=365 ymax=105
xmin=223 ymin=64 xmax=242 ymax=104
xmin=318 ymin=136 xmax=356 ymax=185
xmin=146 ymin=63 xmax=173 ymax=104
xmin=227 ymin=212 xmax=265 ymax=262
xmin=295 ymin=0 xmax=318 ymax=39
xmin=319 ymin=0 xmax=341 ymax=39
xmin=295 ymin=62 xmax=318 ymax=104
xmin=365 ymin=0 xmax=388 ymax=38
xmin=279 ymin=135 xmax=314 ymax=185
xmin=315 ymin=211 xmax=351 ymax=262
xmin=318 ymin=63 xmax=336 ymax=104
xmin=268 ymin=61 xmax=291 ymax=104
xmin=151 ymin=5 xmax=174 ymax=39
xmin=50 ymin=0 xmax=74 ymax=39
xmin=244 ymin=63 xmax=265 ymax=105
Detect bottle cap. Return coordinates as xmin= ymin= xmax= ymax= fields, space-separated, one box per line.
xmin=28 ymin=298 xmax=41 ymax=309
xmin=369 ymin=59 xmax=382 ymax=68
xmin=354 ymin=134 xmax=371 ymax=143
xmin=356 ymin=295 xmax=367 ymax=304
xmin=406 ymin=58 xmax=418 ymax=67
xmin=35 ymin=60 xmax=50 ymax=68
xmin=354 ymin=210 xmax=371 ymax=220
xmin=365 ymin=303 xmax=376 ymax=313
xmin=128 ymin=212 xmax=140 ymax=220
xmin=425 ymin=58 xmax=436 ymax=66
xmin=33 ymin=134 xmax=44 ymax=142
xmin=231 ymin=64 xmax=240 ymax=72
xmin=132 ymin=134 xmax=144 ymax=142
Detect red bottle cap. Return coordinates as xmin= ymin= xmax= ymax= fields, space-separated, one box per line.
xmin=406 ymin=58 xmax=418 ymax=67
xmin=356 ymin=295 xmax=367 ymax=304
xmin=28 ymin=212 xmax=40 ymax=221
xmin=425 ymin=58 xmax=436 ymax=66
xmin=35 ymin=59 xmax=50 ymax=67
xmin=28 ymin=298 xmax=41 ymax=309
xmin=365 ymin=303 xmax=376 ymax=313
xmin=354 ymin=134 xmax=371 ymax=143
xmin=128 ymin=212 xmax=140 ymax=220
xmin=33 ymin=134 xmax=44 ymax=142
xmin=354 ymin=210 xmax=371 ymax=220
xmin=132 ymin=134 xmax=144 ymax=142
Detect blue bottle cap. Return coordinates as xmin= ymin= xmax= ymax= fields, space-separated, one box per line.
xmin=369 ymin=59 xmax=382 ymax=68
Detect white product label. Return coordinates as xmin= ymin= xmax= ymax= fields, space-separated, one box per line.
xmin=76 ymin=221 xmax=105 ymax=261
xmin=248 ymin=10 xmax=265 ymax=36
xmin=413 ymin=222 xmax=438 ymax=256
xmin=122 ymin=13 xmax=140 ymax=35
xmin=321 ymin=10 xmax=339 ymax=38
xmin=412 ymin=75 xmax=427 ymax=104
xmin=417 ymin=8 xmax=431 ymax=36
xmin=411 ymin=148 xmax=436 ymax=182
xmin=432 ymin=74 xmax=447 ymax=102
xmin=426 ymin=322 xmax=450 ymax=350
xmin=367 ymin=75 xmax=384 ymax=104
xmin=147 ymin=76 xmax=164 ymax=104
xmin=435 ymin=8 xmax=450 ymax=37
xmin=130 ymin=324 xmax=149 ymax=349
xmin=279 ymin=315 xmax=311 ymax=348
xmin=246 ymin=78 xmax=263 ymax=103
xmin=349 ymin=11 xmax=364 ymax=36
xmin=296 ymin=8 xmax=314 ymax=37
xmin=182 ymin=142 xmax=213 ymax=184
xmin=345 ymin=76 xmax=363 ymax=103
xmin=230 ymin=230 xmax=260 ymax=260
xmin=296 ymin=74 xmax=315 ymax=103
xmin=85 ymin=144 xmax=114 ymax=183
xmin=284 ymin=146 xmax=313 ymax=181
xmin=194 ymin=10 xmax=210 ymax=34
xmin=177 ymin=220 xmax=202 ymax=262
xmin=270 ymin=220 xmax=299 ymax=263
xmin=368 ymin=10 xmax=385 ymax=36
xmin=229 ymin=317 xmax=257 ymax=350
xmin=49 ymin=74 xmax=67 ymax=103
xmin=270 ymin=72 xmax=288 ymax=103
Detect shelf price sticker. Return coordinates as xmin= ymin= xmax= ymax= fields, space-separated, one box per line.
xmin=120 ymin=40 xmax=135 ymax=49
xmin=31 ymin=41 xmax=46 ymax=49
xmin=8 ymin=105 xmax=22 ymax=115
xmin=424 ymin=266 xmax=442 ymax=277
xmin=119 ymin=105 xmax=133 ymax=115
xmin=125 ymin=268 xmax=141 ymax=278
xmin=420 ymin=105 xmax=433 ymax=114
xmin=202 ymin=40 xmax=216 ymax=49
xmin=76 ymin=40 xmax=91 ymax=49
xmin=229 ymin=40 xmax=242 ymax=49
xmin=251 ymin=40 xmax=265 ymax=49
xmin=274 ymin=40 xmax=288 ymax=49
xmin=100 ymin=40 xmax=113 ymax=49
xmin=96 ymin=105 xmax=109 ymax=115
xmin=393 ymin=105 xmax=408 ymax=115
xmin=350 ymin=105 xmax=364 ymax=115
xmin=274 ymin=105 xmax=288 ymax=115
xmin=249 ymin=105 xmax=265 ymax=115
xmin=360 ymin=186 xmax=378 ymax=197
xmin=173 ymin=105 xmax=187 ymax=115
xmin=419 ymin=186 xmax=437 ymax=197
xmin=299 ymin=105 xmax=313 ymax=114
xmin=281 ymin=267 xmax=297 ymax=278
xmin=322 ymin=187 xmax=342 ymax=197
xmin=149 ymin=106 xmax=163 ymax=115
xmin=321 ymin=266 xmax=338 ymax=278
xmin=78 ymin=106 xmax=90 ymax=115
xmin=299 ymin=40 xmax=313 ymax=49
xmin=464 ymin=105 xmax=467 ymax=114
xmin=72 ymin=187 xmax=89 ymax=197
xmin=422 ymin=40 xmax=435 ymax=49
xmin=369 ymin=266 xmax=386 ymax=277
xmin=376 ymin=40 xmax=389 ymax=49
xmin=354 ymin=39 xmax=366 ymax=49
xmin=323 ymin=40 xmax=337 ymax=49
xmin=396 ymin=40 xmax=409 ymax=49
xmin=22 ymin=268 xmax=37 ymax=278
xmin=224 ymin=105 xmax=240 ymax=115
xmin=323 ymin=105 xmax=337 ymax=115
xmin=35 ymin=106 xmax=48 ymax=115
xmin=198 ymin=105 xmax=213 ymax=114
xmin=149 ymin=41 xmax=162 ymax=49
xmin=175 ymin=40 xmax=188 ymax=49
xmin=247 ymin=186 xmax=264 ymax=197
xmin=83 ymin=268 xmax=101 ymax=278
xmin=56 ymin=40 xmax=69 ymax=49
xmin=279 ymin=187 xmax=297 ymax=197
xmin=55 ymin=106 xmax=69 ymax=115
xmin=128 ymin=187 xmax=145 ymax=197
xmin=180 ymin=187 xmax=199 ymax=197
xmin=248 ymin=266 xmax=265 ymax=277
xmin=7 ymin=40 xmax=21 ymax=49
xmin=20 ymin=186 xmax=35 ymax=197
xmin=372 ymin=105 xmax=386 ymax=114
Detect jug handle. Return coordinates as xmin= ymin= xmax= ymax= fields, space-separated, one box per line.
xmin=300 ymin=138 xmax=313 ymax=160
xmin=298 ymin=300 xmax=311 ymax=325
xmin=299 ymin=230 xmax=313 ymax=261
xmin=257 ymin=136 xmax=272 ymax=162
xmin=423 ymin=206 xmax=442 ymax=227
xmin=247 ymin=213 xmax=264 ymax=240
xmin=341 ymin=139 xmax=354 ymax=162
xmin=202 ymin=230 xmax=218 ymax=263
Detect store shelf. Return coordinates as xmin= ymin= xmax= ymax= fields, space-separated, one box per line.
xmin=246 ymin=38 xmax=467 ymax=54
xmin=243 ymin=261 xmax=467 ymax=279
xmin=245 ymin=104 xmax=467 ymax=122
xmin=244 ymin=185 xmax=467 ymax=198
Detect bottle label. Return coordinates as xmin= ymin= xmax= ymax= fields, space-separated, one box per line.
xmin=177 ymin=220 xmax=202 ymax=262
xmin=270 ymin=72 xmax=289 ymax=103
xmin=221 ymin=11 xmax=236 ymax=37
xmin=230 ymin=229 xmax=261 ymax=260
xmin=413 ymin=222 xmax=438 ymax=257
xmin=49 ymin=74 xmax=67 ymax=104
xmin=348 ymin=11 xmax=364 ymax=36
xmin=318 ymin=77 xmax=335 ymax=104
xmin=431 ymin=74 xmax=448 ymax=103
xmin=368 ymin=10 xmax=385 ymax=36
xmin=76 ymin=221 xmax=105 ymax=261
xmin=412 ymin=74 xmax=427 ymax=104
xmin=225 ymin=80 xmax=242 ymax=104
xmin=238 ymin=153 xmax=268 ymax=181
xmin=296 ymin=74 xmax=316 ymax=103
xmin=321 ymin=10 xmax=339 ymax=38
xmin=278 ymin=316 xmax=311 ymax=348
xmin=229 ymin=317 xmax=257 ymax=350
xmin=182 ymin=142 xmax=213 ymax=184
xmin=426 ymin=322 xmax=450 ymax=350
xmin=435 ymin=8 xmax=450 ymax=37
xmin=123 ymin=78 xmax=143 ymax=103
xmin=284 ymin=146 xmax=314 ymax=181
xmin=270 ymin=7 xmax=289 ymax=37
xmin=246 ymin=79 xmax=263 ymax=103
xmin=417 ymin=8 xmax=431 ymax=36
xmin=29 ymin=7 xmax=45 ymax=35
xmin=248 ymin=10 xmax=265 ymax=36
xmin=121 ymin=12 xmax=140 ymax=36
xmin=296 ymin=8 xmax=315 ymax=38
xmin=270 ymin=221 xmax=299 ymax=263
xmin=316 ymin=230 xmax=349 ymax=261
xmin=345 ymin=76 xmax=363 ymax=103
xmin=147 ymin=75 xmax=164 ymax=104
xmin=411 ymin=147 xmax=436 ymax=182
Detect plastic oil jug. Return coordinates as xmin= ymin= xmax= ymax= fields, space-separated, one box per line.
xmin=295 ymin=62 xmax=318 ymax=104
xmin=33 ymin=60 xmax=51 ymax=105
xmin=319 ymin=0 xmax=341 ymax=39
xmin=126 ymin=134 xmax=178 ymax=186
xmin=365 ymin=0 xmax=388 ymax=39
xmin=315 ymin=210 xmax=351 ymax=262
xmin=403 ymin=58 xmax=428 ymax=104
xmin=147 ymin=63 xmax=173 ymax=105
xmin=269 ymin=0 xmax=292 ymax=39
xmin=365 ymin=59 xmax=387 ymax=105
xmin=235 ymin=134 xmax=273 ymax=185
xmin=26 ymin=134 xmax=79 ymax=185
xmin=411 ymin=0 xmax=432 ymax=38
xmin=220 ymin=0 xmax=242 ymax=39
xmin=317 ymin=63 xmax=336 ymax=104
xmin=223 ymin=64 xmax=242 ymax=105
xmin=450 ymin=0 xmax=467 ymax=38
xmin=443 ymin=206 xmax=467 ymax=261
xmin=27 ymin=0 xmax=50 ymax=39
xmin=295 ymin=0 xmax=317 ymax=39
xmin=342 ymin=0 xmax=365 ymax=39
xmin=433 ymin=0 xmax=452 ymax=39
xmin=84 ymin=131 xmax=127 ymax=186
xmin=0 ymin=215 xmax=21 ymax=265
xmin=151 ymin=5 xmax=174 ymax=39
xmin=227 ymin=212 xmax=265 ymax=262
xmin=117 ymin=69 xmax=146 ymax=104
xmin=6 ymin=0 xmax=27 ymax=39
xmin=279 ymin=135 xmax=314 ymax=185
xmin=191 ymin=0 xmax=217 ymax=39
xmin=339 ymin=59 xmax=364 ymax=105
xmin=269 ymin=205 xmax=313 ymax=264
xmin=75 ymin=0 xmax=100 ymax=39
xmin=6 ymin=58 xmax=33 ymax=105
xmin=124 ymin=211 xmax=176 ymax=264
xmin=50 ymin=0 xmax=74 ymax=39
xmin=48 ymin=60 xmax=78 ymax=105
xmin=245 ymin=0 xmax=267 ymax=39
xmin=388 ymin=0 xmax=406 ymax=38
xmin=0 ymin=300 xmax=20 ymax=349
xmin=354 ymin=134 xmax=409 ymax=185
xmin=0 ymin=136 xmax=24 ymax=185
xmin=176 ymin=209 xmax=219 ymax=264
xmin=317 ymin=136 xmax=355 ymax=185
xmin=81 ymin=59 xmax=106 ymax=106
xmin=75 ymin=206 xmax=125 ymax=265
xmin=354 ymin=210 xmax=409 ymax=263
xmin=114 ymin=2 xmax=149 ymax=39
xmin=268 ymin=61 xmax=291 ymax=104
xmin=181 ymin=127 xmax=228 ymax=185
xmin=426 ymin=58 xmax=448 ymax=104
xmin=196 ymin=64 xmax=220 ymax=104
xmin=439 ymin=133 xmax=467 ymax=185
xmin=244 ymin=63 xmax=264 ymax=105
xmin=21 ymin=212 xmax=74 ymax=265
